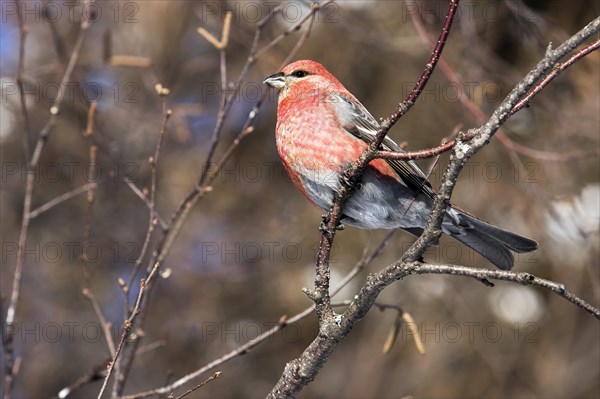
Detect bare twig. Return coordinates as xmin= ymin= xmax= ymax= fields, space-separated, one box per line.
xmin=375 ymin=139 xmax=456 ymax=161
xmin=197 ymin=12 xmax=232 ymax=50
xmin=41 ymin=0 xmax=68 ymax=66
xmin=2 ymin=3 xmax=94 ymax=397
xmin=57 ymin=358 xmax=110 ymax=399
xmin=122 ymin=177 xmax=167 ymax=230
xmin=120 ymin=229 xmax=395 ymax=399
xmin=126 ymin=90 xmax=172 ymax=301
xmin=511 ymin=38 xmax=600 ymax=115
xmin=407 ymin=2 xmax=593 ymax=162
xmin=197 ymin=12 xmax=233 ymax=188
xmin=96 ymin=260 xmax=162 ymax=399
xmin=172 ymin=371 xmax=222 ymax=399
xmin=116 ymin=88 xmax=172 ymax=396
xmin=405 ymin=264 xmax=600 ymax=319
xmin=13 ymin=0 xmax=32 ymax=161
xmin=29 ymin=183 xmax=96 ymax=219
xmin=92 ymin=87 xmax=172 ymax=398
xmin=79 ymin=102 xmax=116 ymax=360
xmin=155 ymin=1 xmax=329 ymax=271
xmin=58 ymin=341 xmax=166 ymax=398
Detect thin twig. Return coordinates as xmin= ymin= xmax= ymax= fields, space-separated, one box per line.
xmin=96 ymin=260 xmax=162 ymax=399
xmin=172 ymin=371 xmax=222 ymax=399
xmin=30 ymin=5 xmax=93 ymax=167
xmin=197 ymin=12 xmax=233 ymax=188
xmin=389 ymin=263 xmax=600 ymax=319
xmin=42 ymin=0 xmax=68 ymax=66
xmin=29 ymin=183 xmax=96 ymax=219
xmin=13 ymin=0 xmax=32 ymax=161
xmin=375 ymin=139 xmax=456 ymax=161
xmin=197 ymin=11 xmax=232 ymax=50
xmin=407 ymin=2 xmax=588 ymax=162
xmin=80 ymin=102 xmax=116 ymax=359
xmin=122 ymin=177 xmax=167 ymax=230
xmin=116 ymin=89 xmax=172 ymax=397
xmin=57 ymin=358 xmax=110 ymax=399
xmin=126 ymin=92 xmax=172 ymax=300
xmin=2 ymin=3 xmax=94 ymax=397
xmin=511 ymin=38 xmax=600 ymax=115
xmin=57 ymin=340 xmax=166 ymax=398
xmin=120 ymin=228 xmax=393 ymax=399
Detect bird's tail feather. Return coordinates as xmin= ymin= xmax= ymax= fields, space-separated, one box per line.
xmin=444 ymin=209 xmax=538 ymax=270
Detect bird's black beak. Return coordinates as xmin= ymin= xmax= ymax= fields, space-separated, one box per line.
xmin=263 ymin=72 xmax=286 ymax=89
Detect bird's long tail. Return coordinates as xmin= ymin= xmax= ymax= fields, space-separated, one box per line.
xmin=442 ymin=208 xmax=538 ymax=270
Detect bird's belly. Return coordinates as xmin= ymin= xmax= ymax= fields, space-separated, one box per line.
xmin=298 ymin=168 xmax=432 ymax=230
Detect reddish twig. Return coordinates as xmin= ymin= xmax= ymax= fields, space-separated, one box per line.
xmin=407 ymin=3 xmax=597 ymax=163
xmin=375 ymin=139 xmax=456 ymax=161
xmin=511 ymin=38 xmax=600 ymax=115
xmin=378 ymin=0 xmax=460 ymax=134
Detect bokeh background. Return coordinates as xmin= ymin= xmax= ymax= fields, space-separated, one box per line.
xmin=1 ymin=1 xmax=599 ymax=398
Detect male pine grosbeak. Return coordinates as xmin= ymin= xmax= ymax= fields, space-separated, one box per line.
xmin=264 ymin=60 xmax=537 ymax=270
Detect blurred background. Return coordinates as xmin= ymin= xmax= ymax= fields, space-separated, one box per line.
xmin=1 ymin=0 xmax=599 ymax=397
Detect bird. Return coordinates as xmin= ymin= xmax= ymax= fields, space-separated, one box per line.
xmin=263 ymin=60 xmax=537 ymax=270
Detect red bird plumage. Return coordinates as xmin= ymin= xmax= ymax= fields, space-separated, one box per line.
xmin=264 ymin=60 xmax=537 ymax=270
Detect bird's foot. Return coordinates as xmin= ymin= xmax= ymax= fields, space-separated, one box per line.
xmin=319 ymin=214 xmax=329 ymax=233
xmin=319 ymin=214 xmax=345 ymax=232
xmin=341 ymin=171 xmax=361 ymax=189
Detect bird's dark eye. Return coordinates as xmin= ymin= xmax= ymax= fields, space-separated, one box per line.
xmin=292 ymin=70 xmax=307 ymax=78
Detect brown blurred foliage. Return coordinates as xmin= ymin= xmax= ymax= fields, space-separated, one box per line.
xmin=1 ymin=1 xmax=599 ymax=398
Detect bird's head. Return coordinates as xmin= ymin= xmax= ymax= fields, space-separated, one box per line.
xmin=263 ymin=60 xmax=343 ymax=100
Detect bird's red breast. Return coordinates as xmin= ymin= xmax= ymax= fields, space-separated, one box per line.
xmin=275 ymin=85 xmax=400 ymax=205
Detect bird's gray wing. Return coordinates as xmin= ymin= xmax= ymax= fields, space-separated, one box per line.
xmin=328 ymin=92 xmax=436 ymax=199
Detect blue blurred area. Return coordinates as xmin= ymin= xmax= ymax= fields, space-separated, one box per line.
xmin=0 ymin=19 xmax=18 ymax=75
